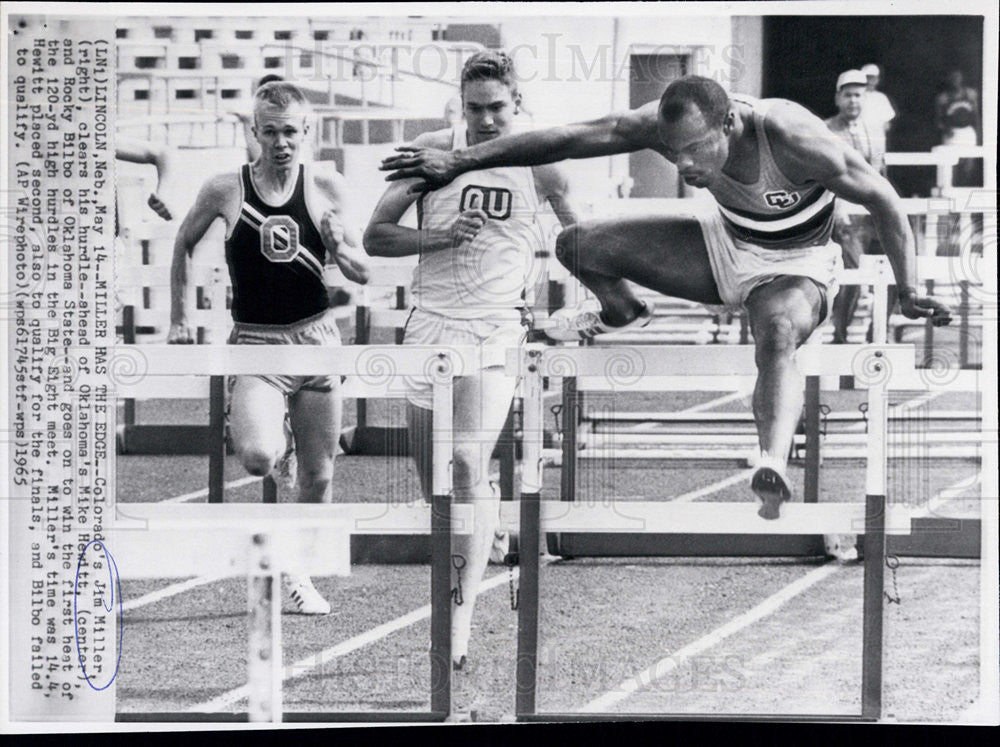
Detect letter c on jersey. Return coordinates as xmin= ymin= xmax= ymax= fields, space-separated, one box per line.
xmin=259 ymin=215 xmax=301 ymax=262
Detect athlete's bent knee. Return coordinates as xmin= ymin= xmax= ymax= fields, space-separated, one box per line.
xmin=241 ymin=448 xmax=277 ymax=477
xmin=755 ymin=314 xmax=799 ymax=365
xmin=555 ymin=224 xmax=584 ymax=271
xmin=297 ymin=469 xmax=331 ymax=501
xmin=452 ymin=447 xmax=486 ymax=490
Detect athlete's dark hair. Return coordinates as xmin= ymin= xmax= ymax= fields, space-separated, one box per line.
xmin=659 ymin=75 xmax=730 ymax=129
xmin=254 ymin=80 xmax=309 ymax=113
xmin=460 ymin=50 xmax=518 ymax=95
xmin=256 ymin=74 xmax=285 ymax=90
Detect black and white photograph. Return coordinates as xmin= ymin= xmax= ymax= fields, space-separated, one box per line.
xmin=2 ymin=1 xmax=997 ymax=729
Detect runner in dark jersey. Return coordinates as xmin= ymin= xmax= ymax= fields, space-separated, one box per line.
xmin=380 ymin=74 xmax=951 ymax=525
xmin=169 ymin=81 xmax=369 ymax=613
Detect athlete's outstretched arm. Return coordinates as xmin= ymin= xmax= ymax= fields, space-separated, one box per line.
xmin=312 ymin=165 xmax=369 ymax=284
xmin=116 ymin=137 xmax=175 ymax=220
xmin=768 ymin=103 xmax=951 ymax=326
xmin=168 ymin=174 xmax=233 ymax=343
xmin=365 ymin=131 xmax=488 ymax=257
xmin=379 ymin=103 xmax=656 ymax=193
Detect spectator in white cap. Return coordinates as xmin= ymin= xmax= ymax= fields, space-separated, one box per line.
xmin=826 ymin=70 xmax=885 ymax=175
xmin=861 ymin=63 xmax=896 ymax=135
xmin=826 ymin=70 xmax=891 ymax=349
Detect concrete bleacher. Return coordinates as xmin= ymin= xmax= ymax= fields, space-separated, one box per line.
xmin=116 ymin=16 xmax=488 ymax=125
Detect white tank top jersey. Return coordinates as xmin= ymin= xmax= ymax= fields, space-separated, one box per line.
xmin=411 ymin=124 xmax=547 ymax=321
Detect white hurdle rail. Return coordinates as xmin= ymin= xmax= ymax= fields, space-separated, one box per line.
xmin=112 ymin=344 xmax=484 ymax=723
xmin=884 ymin=145 xmax=985 ymax=195
xmin=506 ymin=343 xmax=918 ymax=722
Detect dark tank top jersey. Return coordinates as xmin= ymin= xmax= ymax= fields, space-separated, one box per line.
xmin=225 ymin=164 xmax=329 ymax=325
xmin=706 ymin=96 xmax=836 ymax=250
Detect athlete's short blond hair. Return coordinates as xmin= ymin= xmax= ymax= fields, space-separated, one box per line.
xmin=253 ymin=81 xmax=310 ymax=115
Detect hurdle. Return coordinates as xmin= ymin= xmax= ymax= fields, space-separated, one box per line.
xmin=507 ymin=343 xmax=919 ymax=721
xmin=113 ymin=344 xmax=483 ymax=722
xmin=549 ymin=249 xmax=982 ymax=557
xmin=549 ymin=359 xmax=982 ymax=558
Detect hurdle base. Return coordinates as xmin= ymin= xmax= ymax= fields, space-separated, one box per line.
xmin=352 ymin=533 xmax=520 ymax=564
xmin=340 ymin=426 xmax=411 ymax=457
xmin=881 ymin=517 xmax=980 ymax=559
xmin=548 ymin=532 xmax=826 ymax=557
xmin=117 ymin=425 xmax=232 ymax=455
xmin=546 ymin=518 xmax=982 ymax=560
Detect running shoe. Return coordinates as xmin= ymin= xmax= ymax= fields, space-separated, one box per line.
xmin=824 ymin=534 xmax=859 ymax=563
xmin=488 ymin=481 xmax=510 ymax=565
xmin=751 ymin=454 xmax=792 ymax=520
xmin=541 ymin=302 xmax=654 ymax=342
xmin=489 ymin=530 xmax=511 ymax=565
xmin=285 ymin=575 xmax=331 ymax=615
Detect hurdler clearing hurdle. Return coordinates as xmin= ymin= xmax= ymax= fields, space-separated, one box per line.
xmin=380 ymin=74 xmax=953 ymax=520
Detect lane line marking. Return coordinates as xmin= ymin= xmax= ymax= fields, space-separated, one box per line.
xmin=162 ymin=475 xmax=262 ymax=504
xmin=123 ymin=575 xmax=225 ymax=612
xmin=187 ymin=565 xmax=538 ymax=713
xmin=579 ymin=562 xmax=841 ymax=713
xmin=673 ymin=469 xmax=755 ymax=503
xmin=677 ymin=390 xmax=752 ymax=414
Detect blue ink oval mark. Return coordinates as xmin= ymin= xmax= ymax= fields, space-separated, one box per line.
xmin=74 ymin=540 xmax=124 ymax=691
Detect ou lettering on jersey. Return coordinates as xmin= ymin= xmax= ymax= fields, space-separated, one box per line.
xmin=459 ymin=184 xmax=513 ymax=220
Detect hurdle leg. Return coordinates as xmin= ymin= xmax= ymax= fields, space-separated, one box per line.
xmin=262 ymin=476 xmax=278 ymax=503
xmin=804 ymin=376 xmax=821 ymax=503
xmin=499 ymin=402 xmax=517 ymax=501
xmin=861 ymin=376 xmax=889 ymax=720
xmin=516 ymin=351 xmax=544 ymax=718
xmin=354 ymin=303 xmax=371 ymax=436
xmin=861 ymin=492 xmax=886 ymax=719
xmin=208 ymin=376 xmax=226 ymax=504
xmin=247 ymin=533 xmax=282 ymax=723
xmin=121 ymin=306 xmax=137 ymax=450
xmin=516 ymin=490 xmax=541 ymax=718
xmin=429 ymin=367 xmax=453 ymax=718
xmin=560 ymin=377 xmax=578 ymax=503
xmin=430 ymin=492 xmax=452 ymax=717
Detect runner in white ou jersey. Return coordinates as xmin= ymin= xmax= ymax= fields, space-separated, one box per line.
xmin=410 ymin=122 xmax=547 ymax=322
xmin=365 ymin=51 xmax=579 ymax=670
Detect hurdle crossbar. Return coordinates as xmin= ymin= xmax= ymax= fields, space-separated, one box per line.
xmin=506 ymin=343 xmax=914 ymax=380
xmin=118 ymin=501 xmax=911 ymax=537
